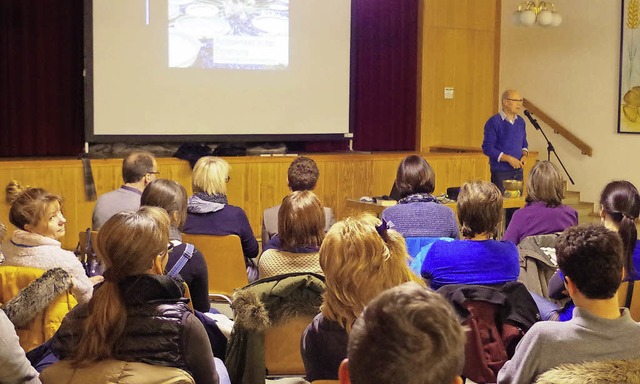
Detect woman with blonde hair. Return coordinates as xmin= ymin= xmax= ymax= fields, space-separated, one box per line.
xmin=503 ymin=161 xmax=578 ymax=244
xmin=2 ymin=181 xmax=100 ymax=304
xmin=50 ymin=207 xmax=220 ymax=384
xmin=301 ymin=213 xmax=423 ymax=382
xmin=258 ymin=190 xmax=325 ymax=278
xmin=183 ymin=156 xmax=258 ymax=264
xmin=141 ymin=178 xmax=210 ymax=312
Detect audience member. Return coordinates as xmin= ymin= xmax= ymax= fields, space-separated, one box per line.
xmin=262 ymin=156 xmax=335 ymax=250
xmin=503 ymin=161 xmax=578 ymax=244
xmin=258 ymin=190 xmax=324 ymax=278
xmin=498 ymin=224 xmax=640 ymax=384
xmin=301 ymin=214 xmax=423 ymax=382
xmin=3 ymin=181 xmax=101 ymax=304
xmin=338 ymin=282 xmax=465 ymax=384
xmin=421 ymin=180 xmax=519 ymax=289
xmin=381 ymin=155 xmax=458 ymax=239
xmin=92 ymin=150 xmax=157 ymax=230
xmin=600 ymin=180 xmax=640 ymax=280
xmin=0 ymin=309 xmax=41 ymax=384
xmin=50 ymin=207 xmax=220 ymax=384
xmin=183 ymin=156 xmax=259 ymax=263
xmin=141 ymin=178 xmax=210 ymax=313
xmin=546 ymin=180 xmax=640 ymax=321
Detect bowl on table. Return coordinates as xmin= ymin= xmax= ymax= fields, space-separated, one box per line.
xmin=502 ymin=179 xmax=523 ymax=198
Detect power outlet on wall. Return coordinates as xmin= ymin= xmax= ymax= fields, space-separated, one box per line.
xmin=444 ymin=87 xmax=454 ymax=99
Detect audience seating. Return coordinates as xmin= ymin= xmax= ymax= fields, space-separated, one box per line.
xmin=0 ymin=266 xmax=77 ymax=352
xmin=618 ymin=280 xmax=640 ymax=321
xmin=264 ymin=314 xmax=316 ymax=376
xmin=40 ymin=359 xmax=195 ymax=384
xmin=180 ymin=233 xmax=248 ymax=303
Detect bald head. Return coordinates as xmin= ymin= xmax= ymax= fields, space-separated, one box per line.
xmin=122 ymin=150 xmax=157 ymax=184
xmin=501 ymin=90 xmax=523 ymax=118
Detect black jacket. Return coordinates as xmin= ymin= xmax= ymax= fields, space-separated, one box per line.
xmin=51 ymin=274 xmax=219 ymax=384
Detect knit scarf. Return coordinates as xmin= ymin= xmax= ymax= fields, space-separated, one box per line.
xmin=398 ymin=193 xmax=438 ymax=204
xmin=193 ymin=192 xmax=228 ymax=204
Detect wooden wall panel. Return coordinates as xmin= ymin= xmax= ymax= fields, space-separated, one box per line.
xmin=0 ymin=151 xmax=534 ymax=251
xmin=419 ymin=0 xmax=501 ymax=151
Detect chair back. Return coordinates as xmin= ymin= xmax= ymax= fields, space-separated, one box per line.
xmin=41 ymin=359 xmax=195 ymax=384
xmin=0 ymin=266 xmax=77 ymax=351
xmin=264 ymin=314 xmax=316 ymax=376
xmin=181 ymin=233 xmax=248 ymax=300
xmin=618 ymin=280 xmax=640 ymax=321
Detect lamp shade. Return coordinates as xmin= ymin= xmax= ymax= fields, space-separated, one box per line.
xmin=537 ymin=10 xmax=553 ymax=26
xmin=520 ymin=10 xmax=537 ymax=26
xmin=550 ymin=12 xmax=562 ymax=26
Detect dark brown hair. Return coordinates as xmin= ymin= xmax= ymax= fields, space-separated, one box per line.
xmin=556 ymin=224 xmax=623 ymax=299
xmin=600 ymin=180 xmax=640 ymax=278
xmin=278 ymin=190 xmax=325 ymax=251
xmin=457 ymin=180 xmax=502 ymax=238
xmin=526 ymin=161 xmax=564 ymax=207
xmin=6 ymin=181 xmax=63 ymax=230
xmin=141 ymin=179 xmax=188 ymax=230
xmin=287 ymin=156 xmax=319 ymax=191
xmin=395 ymin=155 xmax=435 ymax=198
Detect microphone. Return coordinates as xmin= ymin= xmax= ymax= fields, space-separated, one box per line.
xmin=523 ymin=109 xmax=541 ymax=130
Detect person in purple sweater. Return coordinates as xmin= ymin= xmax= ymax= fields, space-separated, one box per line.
xmin=381 ymin=155 xmax=459 ymax=240
xmin=482 ymin=90 xmax=529 ymax=194
xmin=422 ymin=180 xmax=519 ymax=289
xmin=183 ymin=157 xmax=259 ymax=265
xmin=503 ymin=161 xmax=578 ymax=245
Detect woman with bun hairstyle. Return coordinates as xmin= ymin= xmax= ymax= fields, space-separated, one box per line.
xmin=50 ymin=207 xmax=220 ymax=384
xmin=2 ymin=181 xmax=100 ymax=304
xmin=141 ymin=178 xmax=210 ymax=312
xmin=301 ymin=213 xmax=423 ymax=382
xmin=503 ymin=161 xmax=578 ymax=245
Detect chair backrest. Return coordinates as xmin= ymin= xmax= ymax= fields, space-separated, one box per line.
xmin=180 ymin=233 xmax=248 ymax=299
xmin=264 ymin=314 xmax=316 ymax=376
xmin=0 ymin=266 xmax=77 ymax=351
xmin=40 ymin=359 xmax=195 ymax=384
xmin=618 ymin=280 xmax=640 ymax=321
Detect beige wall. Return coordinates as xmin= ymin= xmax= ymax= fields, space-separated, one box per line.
xmin=500 ymin=1 xmax=637 ymax=205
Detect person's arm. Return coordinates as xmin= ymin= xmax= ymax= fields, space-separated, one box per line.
xmin=64 ymin=252 xmax=96 ymax=305
xmin=236 ymin=209 xmax=259 ymax=259
xmin=496 ymin=327 xmax=543 ymax=384
xmin=482 ymin=118 xmax=503 ymax=161
xmin=502 ymin=210 xmax=522 ymax=244
xmin=189 ymin=250 xmax=211 ymax=313
xmin=0 ymin=310 xmax=41 ymax=384
xmin=261 ymin=216 xmax=269 ymax=253
xmin=183 ymin=313 xmax=219 ymax=384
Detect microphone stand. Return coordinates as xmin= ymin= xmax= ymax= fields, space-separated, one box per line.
xmin=523 ymin=111 xmax=575 ymax=185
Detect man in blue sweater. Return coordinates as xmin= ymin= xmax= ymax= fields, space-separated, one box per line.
xmin=482 ymin=90 xmax=528 ymax=193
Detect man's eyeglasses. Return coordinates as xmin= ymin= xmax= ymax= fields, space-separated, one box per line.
xmin=147 ymin=171 xmax=160 ymax=175
xmin=506 ymin=98 xmax=524 ymax=103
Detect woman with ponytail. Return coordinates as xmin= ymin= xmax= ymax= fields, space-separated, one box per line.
xmin=600 ymin=180 xmax=640 ymax=280
xmin=50 ymin=207 xmax=219 ymax=384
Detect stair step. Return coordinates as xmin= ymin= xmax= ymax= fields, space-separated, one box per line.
xmin=563 ymin=190 xmax=581 ymax=205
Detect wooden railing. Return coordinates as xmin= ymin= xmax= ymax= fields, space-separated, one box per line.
xmin=524 ymin=99 xmax=593 ymax=157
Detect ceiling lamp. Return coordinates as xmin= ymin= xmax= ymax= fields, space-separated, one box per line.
xmin=513 ymin=1 xmax=562 ymax=27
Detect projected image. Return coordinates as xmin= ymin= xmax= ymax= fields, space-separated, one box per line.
xmin=168 ymin=0 xmax=289 ymax=69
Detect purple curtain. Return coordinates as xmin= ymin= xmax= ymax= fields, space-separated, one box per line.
xmin=0 ymin=0 xmax=84 ymax=157
xmin=0 ymin=0 xmax=416 ymax=156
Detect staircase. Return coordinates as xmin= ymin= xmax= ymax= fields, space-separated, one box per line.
xmin=563 ymin=189 xmax=599 ymax=225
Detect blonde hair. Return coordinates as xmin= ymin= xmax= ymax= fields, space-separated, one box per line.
xmin=192 ymin=156 xmax=230 ymax=195
xmin=71 ymin=206 xmax=170 ymax=366
xmin=278 ymin=191 xmax=325 ymax=251
xmin=6 ymin=181 xmax=63 ymax=231
xmin=526 ymin=161 xmax=564 ymax=207
xmin=319 ymin=214 xmax=423 ymax=331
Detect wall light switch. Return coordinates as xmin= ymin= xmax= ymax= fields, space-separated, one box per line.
xmin=444 ymin=87 xmax=454 ymax=99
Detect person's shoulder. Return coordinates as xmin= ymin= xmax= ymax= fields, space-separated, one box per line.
xmin=264 ymin=204 xmax=280 ymax=217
